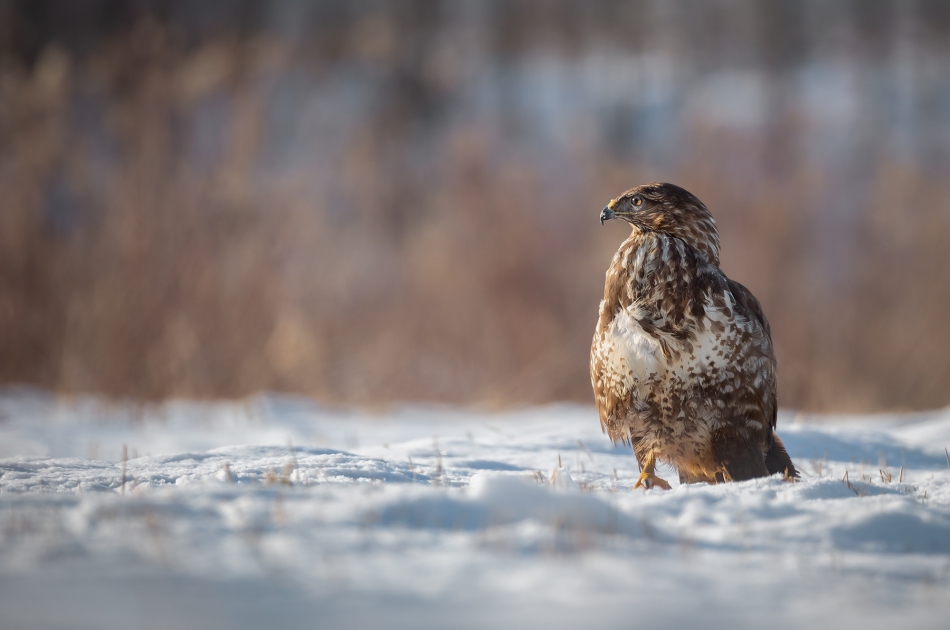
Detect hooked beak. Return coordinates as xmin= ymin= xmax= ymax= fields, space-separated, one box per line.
xmin=600 ymin=206 xmax=615 ymax=226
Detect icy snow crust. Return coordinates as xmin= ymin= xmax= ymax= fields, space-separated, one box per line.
xmin=1 ymin=389 xmax=950 ymax=629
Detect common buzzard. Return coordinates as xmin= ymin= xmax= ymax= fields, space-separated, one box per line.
xmin=591 ymin=183 xmax=797 ymax=488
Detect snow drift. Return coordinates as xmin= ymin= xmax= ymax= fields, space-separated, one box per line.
xmin=1 ymin=389 xmax=949 ymax=629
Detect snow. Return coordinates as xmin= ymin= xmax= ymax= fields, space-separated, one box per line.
xmin=1 ymin=387 xmax=949 ymax=629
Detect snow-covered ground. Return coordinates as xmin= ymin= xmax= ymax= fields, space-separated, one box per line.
xmin=2 ymin=387 xmax=949 ymax=629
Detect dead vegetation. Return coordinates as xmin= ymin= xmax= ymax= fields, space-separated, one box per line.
xmin=2 ymin=2 xmax=950 ymax=412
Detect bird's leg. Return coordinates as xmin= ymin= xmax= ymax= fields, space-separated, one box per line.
xmin=633 ymin=451 xmax=671 ymax=490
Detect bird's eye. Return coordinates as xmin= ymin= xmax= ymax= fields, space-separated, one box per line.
xmin=633 ymin=196 xmax=642 ymax=207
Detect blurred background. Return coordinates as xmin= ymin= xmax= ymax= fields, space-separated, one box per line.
xmin=1 ymin=0 xmax=949 ymax=412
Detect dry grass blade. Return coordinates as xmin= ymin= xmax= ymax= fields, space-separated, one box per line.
xmin=433 ymin=437 xmax=447 ymax=487
xmin=576 ymin=440 xmax=594 ymax=462
xmin=280 ymin=463 xmax=295 ymax=486
xmin=121 ymin=444 xmax=128 ymax=494
xmin=287 ymin=440 xmax=300 ymax=484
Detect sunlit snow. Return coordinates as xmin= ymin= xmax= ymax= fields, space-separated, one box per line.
xmin=1 ymin=388 xmax=949 ymax=629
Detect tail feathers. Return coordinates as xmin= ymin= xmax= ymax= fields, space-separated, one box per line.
xmin=765 ymin=433 xmax=798 ymax=479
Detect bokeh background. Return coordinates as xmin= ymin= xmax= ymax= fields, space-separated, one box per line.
xmin=1 ymin=0 xmax=949 ymax=412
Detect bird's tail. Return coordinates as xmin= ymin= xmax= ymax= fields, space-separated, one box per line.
xmin=765 ymin=433 xmax=798 ymax=479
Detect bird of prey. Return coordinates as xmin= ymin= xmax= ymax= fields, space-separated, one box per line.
xmin=591 ymin=182 xmax=797 ymax=489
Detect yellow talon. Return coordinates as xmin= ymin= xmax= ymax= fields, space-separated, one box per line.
xmin=633 ymin=471 xmax=671 ymax=490
xmin=633 ymin=451 xmax=671 ymax=490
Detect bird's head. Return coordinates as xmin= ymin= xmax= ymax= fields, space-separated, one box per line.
xmin=600 ymin=182 xmax=720 ymax=265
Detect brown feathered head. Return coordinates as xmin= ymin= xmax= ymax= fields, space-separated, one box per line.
xmin=600 ymin=182 xmax=720 ymax=265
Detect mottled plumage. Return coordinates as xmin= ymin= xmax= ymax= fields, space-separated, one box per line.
xmin=591 ymin=183 xmax=796 ymax=487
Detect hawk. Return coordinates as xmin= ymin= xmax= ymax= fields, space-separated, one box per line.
xmin=591 ymin=183 xmax=797 ymax=488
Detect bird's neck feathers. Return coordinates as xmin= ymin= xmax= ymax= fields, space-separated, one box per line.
xmin=629 ymin=216 xmax=721 ymax=268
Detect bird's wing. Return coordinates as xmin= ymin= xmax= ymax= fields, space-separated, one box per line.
xmin=726 ymin=278 xmax=771 ymax=339
xmin=726 ymin=278 xmax=778 ymax=431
